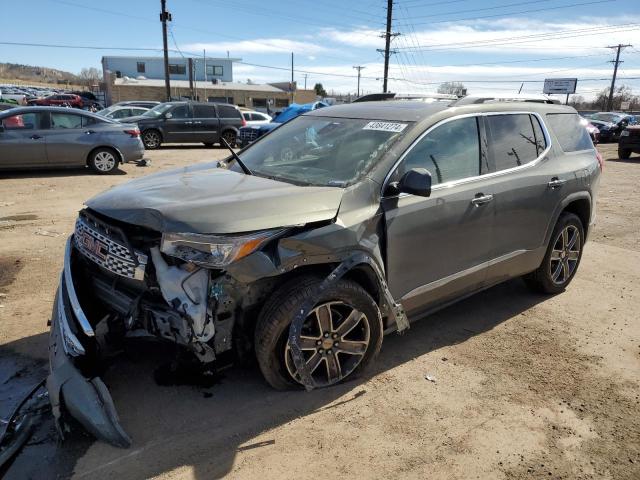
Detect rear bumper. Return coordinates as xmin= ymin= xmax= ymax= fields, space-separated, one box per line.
xmin=119 ymin=140 xmax=145 ymax=163
xmin=47 ymin=236 xmax=131 ymax=448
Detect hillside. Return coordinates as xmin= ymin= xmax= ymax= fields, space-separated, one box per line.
xmin=0 ymin=62 xmax=80 ymax=85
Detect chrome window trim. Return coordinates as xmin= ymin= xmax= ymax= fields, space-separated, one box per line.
xmin=381 ymin=111 xmax=552 ymax=197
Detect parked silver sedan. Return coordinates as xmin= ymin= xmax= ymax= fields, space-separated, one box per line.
xmin=0 ymin=107 xmax=145 ymax=174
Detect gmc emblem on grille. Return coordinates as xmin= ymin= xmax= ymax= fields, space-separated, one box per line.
xmin=79 ymin=232 xmax=109 ymax=260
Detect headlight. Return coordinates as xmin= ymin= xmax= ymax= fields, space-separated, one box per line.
xmin=160 ymin=230 xmax=283 ymax=268
xmin=620 ymin=130 xmax=630 ymax=137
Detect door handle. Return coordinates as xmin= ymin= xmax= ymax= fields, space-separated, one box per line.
xmin=193 ymin=121 xmax=202 ymax=124
xmin=471 ymin=193 xmax=494 ymax=206
xmin=184 ymin=121 xmax=193 ymax=125
xmin=84 ymin=130 xmax=95 ymax=135
xmin=547 ymin=177 xmax=567 ymax=189
xmin=30 ymin=134 xmax=42 ymax=140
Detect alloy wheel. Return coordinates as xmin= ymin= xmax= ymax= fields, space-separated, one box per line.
xmin=222 ymin=131 xmax=236 ymax=146
xmin=284 ymin=301 xmax=370 ymax=387
xmin=93 ymin=151 xmax=116 ymax=172
xmin=549 ymin=224 xmax=581 ymax=285
xmin=143 ymin=131 xmax=160 ymax=148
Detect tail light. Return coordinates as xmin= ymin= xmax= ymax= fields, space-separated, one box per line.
xmin=124 ymin=128 xmax=140 ymax=138
xmin=595 ymin=150 xmax=604 ymax=171
xmin=241 ymin=116 xmax=247 ymax=127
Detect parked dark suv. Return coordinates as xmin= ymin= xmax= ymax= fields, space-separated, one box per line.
xmin=121 ymin=101 xmax=245 ymax=149
xmin=47 ymin=101 xmax=601 ymax=448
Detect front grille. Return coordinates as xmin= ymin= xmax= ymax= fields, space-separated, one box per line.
xmin=239 ymin=129 xmax=260 ymax=142
xmin=74 ymin=214 xmax=147 ymax=281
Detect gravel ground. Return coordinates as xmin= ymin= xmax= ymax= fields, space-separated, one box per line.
xmin=0 ymin=143 xmax=638 ymax=480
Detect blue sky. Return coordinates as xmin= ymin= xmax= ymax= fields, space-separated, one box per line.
xmin=1 ymin=0 xmax=640 ymax=99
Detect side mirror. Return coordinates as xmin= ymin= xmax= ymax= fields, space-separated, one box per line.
xmin=397 ymin=168 xmax=432 ymax=197
xmin=164 ymin=112 xmax=173 ymax=119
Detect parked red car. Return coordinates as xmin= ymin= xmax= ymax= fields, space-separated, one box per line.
xmin=28 ymin=93 xmax=84 ymax=108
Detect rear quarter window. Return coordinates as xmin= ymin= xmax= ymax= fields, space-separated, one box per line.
xmin=545 ymin=113 xmax=593 ymax=152
xmin=217 ymin=105 xmax=241 ymax=119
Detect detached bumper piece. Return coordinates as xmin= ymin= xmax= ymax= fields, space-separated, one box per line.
xmin=47 ymin=236 xmax=131 ymax=448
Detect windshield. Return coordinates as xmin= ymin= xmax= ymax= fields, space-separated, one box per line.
xmin=142 ymin=103 xmax=174 ymax=118
xmin=589 ymin=113 xmax=622 ymax=123
xmin=232 ymin=116 xmax=409 ymax=187
xmin=98 ymin=106 xmax=117 ymax=117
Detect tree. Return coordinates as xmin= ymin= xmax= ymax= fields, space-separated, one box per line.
xmin=592 ymin=85 xmax=637 ymax=111
xmin=314 ymin=83 xmax=327 ymax=97
xmin=437 ymin=81 xmax=467 ymax=96
xmin=79 ymin=67 xmax=102 ymax=86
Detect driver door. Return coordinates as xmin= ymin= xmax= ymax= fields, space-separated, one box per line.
xmin=382 ymin=116 xmax=495 ymax=317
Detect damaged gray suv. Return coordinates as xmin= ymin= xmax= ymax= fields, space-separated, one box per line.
xmin=48 ymin=101 xmax=602 ymax=447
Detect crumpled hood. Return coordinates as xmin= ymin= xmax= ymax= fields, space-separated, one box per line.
xmin=86 ymin=162 xmax=344 ymax=233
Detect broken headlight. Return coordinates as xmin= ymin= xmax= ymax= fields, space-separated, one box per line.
xmin=160 ymin=230 xmax=282 ymax=268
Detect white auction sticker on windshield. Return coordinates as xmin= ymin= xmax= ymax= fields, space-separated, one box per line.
xmin=363 ymin=121 xmax=408 ymax=133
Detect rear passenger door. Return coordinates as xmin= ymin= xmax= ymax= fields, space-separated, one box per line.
xmin=192 ymin=104 xmax=220 ymax=143
xmin=46 ymin=112 xmax=98 ymax=166
xmin=217 ymin=104 xmax=243 ymax=132
xmin=482 ymin=112 xmax=561 ymax=280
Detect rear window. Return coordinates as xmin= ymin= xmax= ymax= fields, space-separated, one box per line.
xmin=485 ymin=114 xmax=540 ymax=171
xmin=546 ymin=113 xmax=593 ymax=152
xmin=193 ymin=105 xmax=217 ymax=118
xmin=217 ymin=105 xmax=241 ymax=119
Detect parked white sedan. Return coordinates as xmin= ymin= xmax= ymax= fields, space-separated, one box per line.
xmin=242 ymin=110 xmax=272 ymax=125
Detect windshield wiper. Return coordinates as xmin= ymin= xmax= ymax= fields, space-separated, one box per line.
xmin=220 ymin=137 xmax=252 ymax=175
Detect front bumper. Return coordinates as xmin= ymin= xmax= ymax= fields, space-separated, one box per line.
xmin=47 ymin=236 xmax=131 ymax=448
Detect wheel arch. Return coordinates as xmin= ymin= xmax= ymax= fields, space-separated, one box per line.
xmin=544 ymin=192 xmax=592 ymax=246
xmin=86 ymin=145 xmax=123 ymax=166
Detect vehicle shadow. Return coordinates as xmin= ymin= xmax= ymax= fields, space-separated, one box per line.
xmin=0 ymin=167 xmax=127 ymax=179
xmin=2 ymin=279 xmax=551 ymax=479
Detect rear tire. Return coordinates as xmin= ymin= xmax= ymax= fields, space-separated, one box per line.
xmin=220 ymin=130 xmax=237 ymax=148
xmin=255 ymin=276 xmax=383 ymax=390
xmin=524 ymin=212 xmax=584 ymax=294
xmin=618 ymin=148 xmax=631 ymax=159
xmin=88 ymin=148 xmax=119 ymax=174
xmin=142 ymin=129 xmax=162 ymax=149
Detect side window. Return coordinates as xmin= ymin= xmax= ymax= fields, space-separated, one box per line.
xmin=530 ymin=115 xmax=547 ymax=156
xmin=132 ymin=108 xmax=147 ymax=116
xmin=82 ymin=116 xmax=100 ymax=127
xmin=398 ymin=117 xmax=480 ymax=185
xmin=217 ymin=105 xmax=241 ymax=119
xmin=545 ymin=113 xmax=593 ymax=152
xmin=51 ymin=113 xmax=83 ymax=129
xmin=485 ymin=114 xmax=539 ymax=171
xmin=242 ymin=112 xmax=250 ymax=121
xmin=1 ymin=112 xmax=46 ymax=130
xmin=112 ymin=109 xmax=130 ymax=119
xmin=170 ymin=105 xmax=190 ymax=119
xmin=193 ymin=105 xmax=217 ymax=118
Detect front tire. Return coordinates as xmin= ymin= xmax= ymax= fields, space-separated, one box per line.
xmin=255 ymin=276 xmax=383 ymax=390
xmin=619 ymin=148 xmax=631 ymax=159
xmin=142 ymin=129 xmax=162 ymax=149
xmin=524 ymin=212 xmax=584 ymax=294
xmin=88 ymin=148 xmax=119 ymax=174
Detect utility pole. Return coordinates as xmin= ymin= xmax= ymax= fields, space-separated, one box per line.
xmin=606 ymin=43 xmax=632 ymax=111
xmin=302 ymin=73 xmax=308 ymax=90
xmin=291 ymin=52 xmax=295 ymax=103
xmin=160 ymin=0 xmax=172 ymax=101
xmin=353 ymin=66 xmax=365 ymax=97
xmin=378 ymin=0 xmax=399 ymax=93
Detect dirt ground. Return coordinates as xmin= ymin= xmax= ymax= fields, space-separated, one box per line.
xmin=1 ymin=143 xmax=639 ymax=480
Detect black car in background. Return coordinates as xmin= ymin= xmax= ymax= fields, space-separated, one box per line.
xmin=121 ymin=101 xmax=245 ymax=149
xmin=587 ymin=112 xmax=637 ymax=142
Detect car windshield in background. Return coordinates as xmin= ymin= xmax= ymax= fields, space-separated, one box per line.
xmin=233 ymin=116 xmax=410 ymax=186
xmin=589 ymin=113 xmax=623 ymax=123
xmin=142 ymin=104 xmax=173 ymax=118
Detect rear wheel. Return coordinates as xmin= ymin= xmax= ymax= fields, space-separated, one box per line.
xmin=524 ymin=212 xmax=584 ymax=294
xmin=88 ymin=148 xmax=119 ymax=174
xmin=619 ymin=148 xmax=631 ymax=159
xmin=255 ymin=276 xmax=383 ymax=390
xmin=142 ymin=129 xmax=162 ymax=149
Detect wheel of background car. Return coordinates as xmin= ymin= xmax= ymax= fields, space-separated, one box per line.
xmin=254 ymin=276 xmax=383 ymax=390
xmin=524 ymin=212 xmax=584 ymax=294
xmin=618 ymin=148 xmax=631 ymax=160
xmin=142 ymin=129 xmax=162 ymax=149
xmin=221 ymin=130 xmax=237 ymax=147
xmin=88 ymin=148 xmax=119 ymax=174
